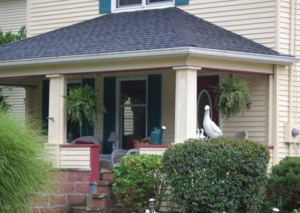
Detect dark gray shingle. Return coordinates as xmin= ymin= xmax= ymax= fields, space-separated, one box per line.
xmin=0 ymin=7 xmax=285 ymax=61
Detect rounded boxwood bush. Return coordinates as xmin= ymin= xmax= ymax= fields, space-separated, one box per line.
xmin=113 ymin=154 xmax=167 ymax=212
xmin=162 ymin=137 xmax=269 ymax=213
xmin=266 ymin=157 xmax=300 ymax=213
xmin=0 ymin=113 xmax=51 ymax=213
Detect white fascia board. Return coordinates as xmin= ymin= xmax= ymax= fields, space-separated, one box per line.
xmin=0 ymin=47 xmax=297 ymax=68
xmin=189 ymin=47 xmax=298 ymax=65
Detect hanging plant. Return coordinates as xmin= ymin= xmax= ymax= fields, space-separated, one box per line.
xmin=213 ymin=74 xmax=252 ymax=119
xmin=65 ymin=85 xmax=100 ymax=126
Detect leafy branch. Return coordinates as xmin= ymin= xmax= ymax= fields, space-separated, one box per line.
xmin=0 ymin=26 xmax=26 ymax=45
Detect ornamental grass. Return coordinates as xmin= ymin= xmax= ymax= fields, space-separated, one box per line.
xmin=0 ymin=113 xmax=51 ymax=213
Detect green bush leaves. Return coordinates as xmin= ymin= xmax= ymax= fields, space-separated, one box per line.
xmin=162 ymin=138 xmax=269 ymax=213
xmin=266 ymin=157 xmax=300 ymax=213
xmin=113 ymin=154 xmax=167 ymax=212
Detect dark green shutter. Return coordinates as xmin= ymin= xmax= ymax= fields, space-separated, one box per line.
xmin=99 ymin=0 xmax=111 ymax=14
xmin=103 ymin=77 xmax=116 ymax=154
xmin=42 ymin=80 xmax=49 ymax=134
xmin=175 ymin=0 xmax=189 ymax=5
xmin=147 ymin=75 xmax=162 ymax=138
xmin=81 ymin=78 xmax=95 ymax=136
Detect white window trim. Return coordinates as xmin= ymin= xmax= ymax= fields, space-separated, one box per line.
xmin=112 ymin=0 xmax=174 ymax=13
xmin=115 ymin=77 xmax=148 ymax=149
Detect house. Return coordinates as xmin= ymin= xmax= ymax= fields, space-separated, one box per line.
xmin=0 ymin=0 xmax=299 ymax=211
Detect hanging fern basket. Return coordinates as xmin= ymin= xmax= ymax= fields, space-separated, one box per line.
xmin=65 ymin=85 xmax=99 ymax=126
xmin=214 ymin=74 xmax=252 ymax=119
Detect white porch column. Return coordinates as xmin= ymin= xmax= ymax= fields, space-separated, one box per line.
xmin=173 ymin=66 xmax=201 ymax=143
xmin=46 ymin=74 xmax=67 ymax=144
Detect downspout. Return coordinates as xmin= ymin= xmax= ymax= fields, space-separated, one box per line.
xmin=288 ymin=0 xmax=296 ymax=156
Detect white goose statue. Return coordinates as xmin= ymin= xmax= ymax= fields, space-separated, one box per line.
xmin=203 ymin=105 xmax=223 ymax=138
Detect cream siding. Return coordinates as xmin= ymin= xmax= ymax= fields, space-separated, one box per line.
xmin=28 ymin=0 xmax=101 ymax=37
xmin=2 ymin=87 xmax=26 ymax=123
xmin=60 ymin=146 xmax=90 ymax=169
xmin=26 ymin=80 xmax=44 ymax=129
xmin=28 ymin=0 xmax=277 ymax=51
xmin=221 ymin=73 xmax=268 ymax=145
xmin=0 ymin=0 xmax=26 ymax=33
xmin=178 ymin=0 xmax=277 ymax=49
xmin=274 ymin=0 xmax=300 ymax=162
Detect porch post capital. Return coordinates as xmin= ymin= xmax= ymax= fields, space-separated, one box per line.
xmin=46 ymin=74 xmax=64 ymax=79
xmin=173 ymin=66 xmax=202 ymax=71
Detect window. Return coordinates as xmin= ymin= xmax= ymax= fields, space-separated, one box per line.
xmin=113 ymin=0 xmax=174 ymax=12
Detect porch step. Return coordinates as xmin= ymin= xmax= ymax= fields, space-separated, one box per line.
xmin=86 ymin=193 xmax=110 ymax=209
xmin=72 ymin=206 xmax=106 ymax=213
xmin=90 ymin=181 xmax=114 ymax=195
xmin=74 ymin=171 xmax=116 ymax=213
xmin=100 ymin=171 xmax=114 ymax=182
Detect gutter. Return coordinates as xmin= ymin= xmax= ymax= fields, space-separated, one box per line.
xmin=0 ymin=47 xmax=297 ymax=68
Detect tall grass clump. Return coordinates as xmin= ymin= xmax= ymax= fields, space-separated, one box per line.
xmin=0 ymin=113 xmax=51 ymax=213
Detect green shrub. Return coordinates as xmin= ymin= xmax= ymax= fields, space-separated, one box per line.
xmin=266 ymin=157 xmax=300 ymax=213
xmin=113 ymin=154 xmax=167 ymax=212
xmin=0 ymin=113 xmax=51 ymax=213
xmin=162 ymin=137 xmax=269 ymax=213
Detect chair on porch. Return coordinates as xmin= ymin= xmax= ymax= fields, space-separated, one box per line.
xmin=71 ymin=136 xmax=100 ymax=144
xmin=233 ymin=131 xmax=248 ymax=139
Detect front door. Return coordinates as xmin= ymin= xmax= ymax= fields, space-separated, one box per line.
xmin=117 ymin=78 xmax=147 ymax=149
xmin=197 ymin=75 xmax=219 ymax=129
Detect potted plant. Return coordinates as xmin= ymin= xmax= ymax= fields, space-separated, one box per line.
xmin=213 ymin=74 xmax=252 ymax=119
xmin=65 ymin=85 xmax=100 ymax=126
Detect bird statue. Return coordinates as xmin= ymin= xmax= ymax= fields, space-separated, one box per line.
xmin=203 ymin=105 xmax=223 ymax=138
xmin=196 ymin=128 xmax=206 ymax=140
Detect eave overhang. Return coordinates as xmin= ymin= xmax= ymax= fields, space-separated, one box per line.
xmin=0 ymin=47 xmax=297 ymax=69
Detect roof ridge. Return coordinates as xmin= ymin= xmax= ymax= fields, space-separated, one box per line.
xmin=167 ymin=8 xmax=197 ymax=47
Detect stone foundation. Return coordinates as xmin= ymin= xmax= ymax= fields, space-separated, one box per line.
xmin=31 ymin=169 xmax=91 ymax=213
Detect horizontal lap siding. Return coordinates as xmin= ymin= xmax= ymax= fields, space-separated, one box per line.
xmin=60 ymin=147 xmax=90 ymax=169
xmin=276 ymin=0 xmax=300 ymax=161
xmin=0 ymin=0 xmax=26 ymax=33
xmin=221 ymin=74 xmax=268 ymax=145
xmin=2 ymin=87 xmax=26 ymax=124
xmin=179 ymin=0 xmax=276 ymax=49
xmin=29 ymin=0 xmax=101 ymax=37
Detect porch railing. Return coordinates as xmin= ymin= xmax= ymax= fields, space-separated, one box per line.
xmin=60 ymin=144 xmax=100 ymax=182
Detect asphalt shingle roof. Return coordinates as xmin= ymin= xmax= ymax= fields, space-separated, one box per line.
xmin=0 ymin=7 xmax=286 ymax=61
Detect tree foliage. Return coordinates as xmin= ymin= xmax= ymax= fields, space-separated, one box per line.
xmin=0 ymin=26 xmax=26 ymax=45
xmin=163 ymin=138 xmax=269 ymax=213
xmin=0 ymin=113 xmax=51 ymax=213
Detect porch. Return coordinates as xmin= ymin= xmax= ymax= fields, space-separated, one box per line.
xmin=0 ymin=63 xmax=274 ymax=170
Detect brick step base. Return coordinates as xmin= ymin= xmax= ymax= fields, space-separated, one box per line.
xmin=74 ymin=172 xmax=116 ymax=213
